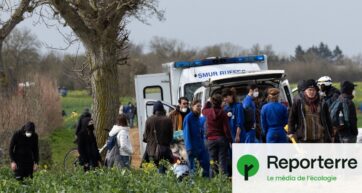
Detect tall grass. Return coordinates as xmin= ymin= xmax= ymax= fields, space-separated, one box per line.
xmin=0 ymin=75 xmax=62 ymax=164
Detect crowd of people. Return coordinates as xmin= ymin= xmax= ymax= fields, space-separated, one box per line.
xmin=7 ymin=76 xmax=359 ymax=181
xmin=141 ymin=76 xmax=359 ymax=178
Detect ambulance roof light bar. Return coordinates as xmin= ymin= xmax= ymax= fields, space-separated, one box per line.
xmin=174 ymin=55 xmax=266 ymax=68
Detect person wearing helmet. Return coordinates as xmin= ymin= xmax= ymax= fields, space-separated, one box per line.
xmin=317 ymin=76 xmax=340 ymax=107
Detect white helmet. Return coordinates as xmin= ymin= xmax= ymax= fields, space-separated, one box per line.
xmin=317 ymin=76 xmax=332 ymax=86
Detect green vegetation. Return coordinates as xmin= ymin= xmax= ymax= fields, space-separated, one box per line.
xmin=51 ymin=91 xmax=135 ymax=167
xmin=0 ymin=164 xmax=230 ymax=192
xmin=50 ymin=90 xmax=92 ymax=167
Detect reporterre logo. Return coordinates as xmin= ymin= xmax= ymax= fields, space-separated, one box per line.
xmin=237 ymin=154 xmax=259 ymax=181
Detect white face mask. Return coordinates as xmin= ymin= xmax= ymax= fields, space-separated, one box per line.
xmin=352 ymin=90 xmax=356 ymax=96
xmin=319 ymin=91 xmax=326 ymax=97
xmin=253 ymin=91 xmax=259 ymax=98
xmin=180 ymin=108 xmax=188 ymax=113
xmin=25 ymin=132 xmax=32 ymax=138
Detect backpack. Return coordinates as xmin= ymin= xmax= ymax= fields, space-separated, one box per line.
xmin=106 ymin=134 xmax=118 ymax=151
xmin=244 ymin=107 xmax=254 ymax=131
xmin=329 ymin=98 xmax=349 ymax=128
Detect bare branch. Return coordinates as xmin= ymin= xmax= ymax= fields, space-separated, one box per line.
xmin=48 ymin=0 xmax=95 ymax=46
xmin=0 ymin=0 xmax=32 ymax=39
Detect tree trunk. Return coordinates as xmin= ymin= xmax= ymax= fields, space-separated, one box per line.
xmin=88 ymin=44 xmax=120 ymax=147
xmin=0 ymin=40 xmax=9 ymax=94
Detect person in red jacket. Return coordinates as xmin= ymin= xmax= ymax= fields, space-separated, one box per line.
xmin=202 ymin=94 xmax=232 ymax=176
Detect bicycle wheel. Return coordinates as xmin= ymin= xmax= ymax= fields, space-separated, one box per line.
xmin=63 ymin=148 xmax=80 ymax=172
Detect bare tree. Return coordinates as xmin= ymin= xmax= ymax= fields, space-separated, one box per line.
xmin=0 ymin=0 xmax=34 ymax=91
xmin=44 ymin=0 xmax=163 ymax=145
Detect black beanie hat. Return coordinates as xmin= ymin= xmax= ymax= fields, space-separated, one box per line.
xmin=153 ymin=101 xmax=165 ymax=114
xmin=341 ymin=81 xmax=356 ymax=95
xmin=297 ymin=80 xmax=306 ymax=92
xmin=303 ymin=79 xmax=318 ymax=91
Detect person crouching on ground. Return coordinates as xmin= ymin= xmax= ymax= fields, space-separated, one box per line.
xmin=183 ymin=100 xmax=210 ymax=177
xmin=261 ymin=88 xmax=288 ymax=143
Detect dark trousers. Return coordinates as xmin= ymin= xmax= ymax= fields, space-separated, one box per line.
xmin=207 ymin=137 xmax=229 ymax=176
xmin=188 ymin=149 xmax=210 ymax=177
xmin=15 ymin=163 xmax=33 ymax=181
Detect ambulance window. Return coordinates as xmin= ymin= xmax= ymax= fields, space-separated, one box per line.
xmin=143 ymin=86 xmax=163 ymax=100
xmin=184 ymin=83 xmax=202 ymax=101
xmin=145 ymin=101 xmax=175 ymax=118
xmin=194 ymin=92 xmax=202 ymax=101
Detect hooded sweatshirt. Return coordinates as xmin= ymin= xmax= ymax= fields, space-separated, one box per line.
xmin=9 ymin=127 xmax=39 ymax=165
xmin=202 ymin=102 xmax=232 ymax=142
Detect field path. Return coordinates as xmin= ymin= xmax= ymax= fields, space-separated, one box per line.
xmin=130 ymin=128 xmax=141 ymax=168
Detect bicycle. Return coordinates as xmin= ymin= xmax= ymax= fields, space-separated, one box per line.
xmin=63 ymin=144 xmax=107 ymax=171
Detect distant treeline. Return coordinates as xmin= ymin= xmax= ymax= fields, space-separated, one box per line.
xmin=3 ymin=29 xmax=362 ymax=96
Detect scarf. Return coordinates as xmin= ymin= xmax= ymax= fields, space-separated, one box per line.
xmin=304 ymin=93 xmax=319 ymax=113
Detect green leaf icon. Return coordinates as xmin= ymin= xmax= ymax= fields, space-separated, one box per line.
xmin=237 ymin=154 xmax=259 ymax=180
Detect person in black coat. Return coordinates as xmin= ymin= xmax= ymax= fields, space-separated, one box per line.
xmin=75 ymin=108 xmax=92 ymax=136
xmin=77 ymin=117 xmax=101 ymax=171
xmin=9 ymin=122 xmax=39 ymax=181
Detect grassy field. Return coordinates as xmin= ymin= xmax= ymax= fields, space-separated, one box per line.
xmin=51 ymin=90 xmax=137 ymax=166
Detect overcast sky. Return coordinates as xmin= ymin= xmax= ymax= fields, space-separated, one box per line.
xmin=18 ymin=0 xmax=362 ymax=57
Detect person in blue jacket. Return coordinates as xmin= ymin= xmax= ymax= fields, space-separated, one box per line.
xmin=222 ymin=88 xmax=245 ymax=143
xmin=242 ymin=83 xmax=259 ymax=143
xmin=183 ymin=100 xmax=210 ymax=177
xmin=261 ymin=88 xmax=289 ymax=143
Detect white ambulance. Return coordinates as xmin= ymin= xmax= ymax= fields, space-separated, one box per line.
xmin=134 ymin=55 xmax=293 ymax=155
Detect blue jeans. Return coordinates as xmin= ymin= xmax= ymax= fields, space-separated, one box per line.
xmin=266 ymin=128 xmax=288 ymax=143
xmin=118 ymin=155 xmax=130 ymax=169
xmin=188 ymin=149 xmax=210 ymax=177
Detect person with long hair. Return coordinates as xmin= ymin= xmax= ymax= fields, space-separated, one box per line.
xmin=202 ymin=94 xmax=232 ymax=176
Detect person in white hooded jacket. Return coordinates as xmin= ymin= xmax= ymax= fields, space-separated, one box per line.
xmin=108 ymin=114 xmax=133 ymax=169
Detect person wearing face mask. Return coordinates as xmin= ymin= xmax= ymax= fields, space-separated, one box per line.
xmin=77 ymin=117 xmax=102 ymax=171
xmin=183 ymin=100 xmax=210 ymax=177
xmin=288 ymin=79 xmax=333 ymax=143
xmin=169 ymin=97 xmax=190 ymax=131
xmin=242 ymin=83 xmax=259 ymax=143
xmin=317 ymin=76 xmax=340 ymax=108
xmin=9 ymin=122 xmax=39 ymax=181
xmin=169 ymin=97 xmax=190 ymax=161
xmin=332 ymin=81 xmax=358 ymax=143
